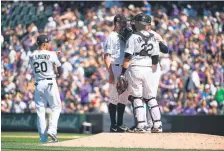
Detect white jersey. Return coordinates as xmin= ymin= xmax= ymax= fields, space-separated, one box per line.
xmin=149 ymin=30 xmax=160 ymax=37
xmin=103 ymin=31 xmax=129 ymax=105
xmin=125 ymin=30 xmax=160 ymax=66
xmin=103 ymin=31 xmax=125 ymax=64
xmin=29 ymin=50 xmax=61 ymax=81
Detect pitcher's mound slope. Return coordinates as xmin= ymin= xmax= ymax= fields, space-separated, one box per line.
xmin=44 ymin=133 xmax=224 ymax=150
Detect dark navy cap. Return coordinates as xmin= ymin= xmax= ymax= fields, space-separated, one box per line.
xmin=37 ymin=35 xmax=50 ymax=45
xmin=114 ymin=14 xmax=128 ymax=23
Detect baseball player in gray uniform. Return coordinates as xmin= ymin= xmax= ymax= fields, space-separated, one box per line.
xmin=103 ymin=14 xmax=130 ymax=132
xmin=28 ymin=35 xmax=62 ymax=142
xmin=119 ymin=13 xmax=162 ymax=132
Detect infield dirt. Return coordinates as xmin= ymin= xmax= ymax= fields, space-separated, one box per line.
xmin=44 ymin=133 xmax=224 ymax=150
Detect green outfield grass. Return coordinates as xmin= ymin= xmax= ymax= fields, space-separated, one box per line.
xmin=1 ymin=132 xmax=222 ymax=151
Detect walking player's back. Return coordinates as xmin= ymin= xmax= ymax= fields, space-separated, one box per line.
xmin=29 ymin=50 xmax=60 ymax=81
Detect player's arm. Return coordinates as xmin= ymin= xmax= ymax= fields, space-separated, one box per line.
xmin=151 ymin=51 xmax=159 ymax=70
xmin=151 ymin=42 xmax=160 ymax=72
xmin=121 ymin=36 xmax=134 ymax=75
xmin=54 ymin=65 xmax=62 ymax=77
xmin=27 ymin=56 xmax=34 ymax=80
xmin=151 ymin=42 xmax=160 ymax=65
xmin=104 ymin=53 xmax=115 ymax=84
xmin=103 ymin=53 xmax=113 ymax=74
xmin=151 ymin=30 xmax=169 ymax=54
xmin=121 ymin=53 xmax=132 ymax=75
xmin=159 ymin=42 xmax=169 ymax=54
xmin=103 ymin=36 xmax=114 ymax=84
xmin=156 ymin=32 xmax=169 ymax=54
xmin=52 ymin=52 xmax=62 ymax=77
xmin=103 ymin=36 xmax=113 ymax=73
xmin=27 ymin=56 xmax=32 ymax=73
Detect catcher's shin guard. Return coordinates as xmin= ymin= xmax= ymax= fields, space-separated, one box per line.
xmin=146 ymin=106 xmax=153 ymax=128
xmin=145 ymin=97 xmax=162 ymax=130
xmin=129 ymin=95 xmax=146 ymax=129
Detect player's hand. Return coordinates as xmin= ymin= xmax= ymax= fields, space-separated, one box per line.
xmin=108 ymin=73 xmax=115 ymax=85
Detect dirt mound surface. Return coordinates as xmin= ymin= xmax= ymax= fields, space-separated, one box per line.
xmin=44 ymin=133 xmax=224 ymax=150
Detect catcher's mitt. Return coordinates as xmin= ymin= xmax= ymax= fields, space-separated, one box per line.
xmin=116 ymin=75 xmax=128 ymax=95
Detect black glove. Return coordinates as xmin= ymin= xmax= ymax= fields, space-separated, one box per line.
xmin=116 ymin=75 xmax=128 ymax=95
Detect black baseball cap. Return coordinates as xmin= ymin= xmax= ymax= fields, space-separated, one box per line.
xmin=114 ymin=14 xmax=128 ymax=23
xmin=37 ymin=34 xmax=50 ymax=45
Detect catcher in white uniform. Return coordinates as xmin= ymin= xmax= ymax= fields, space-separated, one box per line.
xmin=103 ymin=14 xmax=130 ymax=132
xmin=146 ymin=29 xmax=169 ymax=131
xmin=118 ymin=13 xmax=162 ymax=132
xmin=29 ymin=35 xmax=62 ymax=142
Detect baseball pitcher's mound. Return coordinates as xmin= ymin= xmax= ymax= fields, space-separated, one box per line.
xmin=44 ymin=133 xmax=224 ymax=150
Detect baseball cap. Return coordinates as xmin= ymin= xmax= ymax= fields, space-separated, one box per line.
xmin=114 ymin=14 xmax=128 ymax=23
xmin=36 ymin=35 xmax=50 ymax=45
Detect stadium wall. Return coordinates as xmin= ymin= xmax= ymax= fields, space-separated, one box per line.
xmin=1 ymin=113 xmax=224 ymax=135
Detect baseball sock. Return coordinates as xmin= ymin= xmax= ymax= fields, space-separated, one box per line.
xmin=117 ymin=103 xmax=125 ymax=126
xmin=108 ymin=103 xmax=117 ymax=127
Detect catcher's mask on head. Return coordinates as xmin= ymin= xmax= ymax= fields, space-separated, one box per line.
xmin=134 ymin=13 xmax=151 ymax=31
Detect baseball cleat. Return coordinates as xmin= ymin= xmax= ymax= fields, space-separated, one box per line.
xmin=133 ymin=127 xmax=147 ymax=133
xmin=127 ymin=125 xmax=140 ymax=133
xmin=117 ymin=125 xmax=130 ymax=132
xmin=151 ymin=125 xmax=163 ymax=133
xmin=47 ymin=133 xmax=58 ymax=143
xmin=143 ymin=125 xmax=152 ymax=133
xmin=110 ymin=125 xmax=117 ymax=132
xmin=126 ymin=126 xmax=135 ymax=133
xmin=40 ymin=134 xmax=48 ymax=143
